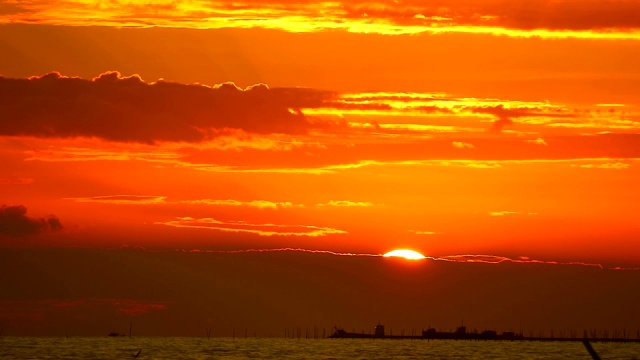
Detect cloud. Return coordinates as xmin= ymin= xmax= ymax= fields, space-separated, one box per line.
xmin=0 ymin=72 xmax=337 ymax=143
xmin=182 ymin=199 xmax=299 ymax=209
xmin=3 ymin=75 xmax=623 ymax=149
xmin=410 ymin=230 xmax=438 ymax=235
xmin=68 ymin=195 xmax=379 ymax=209
xmin=572 ymin=162 xmax=630 ymax=169
xmin=318 ymin=200 xmax=375 ymax=207
xmin=452 ymin=141 xmax=474 ymax=149
xmin=3 ymin=1 xmax=640 ymax=39
xmin=435 ymin=254 xmax=603 ymax=269
xmin=0 ymin=177 xmax=34 ymax=185
xmin=0 ymin=205 xmax=62 ymax=237
xmin=21 ymin=129 xmax=640 ymax=174
xmin=68 ymin=195 xmax=166 ymax=205
xmin=489 ymin=211 xmax=538 ymax=216
xmin=68 ymin=195 xmax=301 ymax=209
xmin=463 ymin=162 xmax=502 ymax=169
xmin=157 ymin=217 xmax=346 ymax=237
xmin=527 ymin=138 xmax=548 ymax=146
xmin=309 ymin=92 xmax=575 ymax=132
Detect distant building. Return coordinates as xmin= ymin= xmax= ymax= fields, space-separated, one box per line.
xmin=374 ymin=324 xmax=385 ymax=337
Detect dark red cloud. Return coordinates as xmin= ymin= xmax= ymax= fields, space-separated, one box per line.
xmin=467 ymin=105 xmax=574 ymax=132
xmin=107 ymin=299 xmax=169 ymax=316
xmin=0 ymin=205 xmax=62 ymax=238
xmin=0 ymin=177 xmax=34 ymax=185
xmin=0 ymin=72 xmax=339 ymax=143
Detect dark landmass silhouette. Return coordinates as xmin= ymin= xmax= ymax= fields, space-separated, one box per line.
xmin=329 ymin=324 xmax=640 ymax=343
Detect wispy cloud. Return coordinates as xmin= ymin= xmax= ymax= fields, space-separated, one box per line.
xmin=452 ymin=141 xmax=474 ymax=149
xmin=157 ymin=217 xmax=347 ymax=237
xmin=182 ymin=199 xmax=300 ymax=209
xmin=526 ymin=138 xmax=548 ymax=146
xmin=68 ymin=195 xmax=385 ymax=209
xmin=69 ymin=195 xmax=166 ymax=205
xmin=25 ymin=146 xmax=181 ymax=162
xmin=433 ymin=254 xmax=603 ymax=269
xmin=571 ymin=163 xmax=630 ymax=169
xmin=489 ymin=211 xmax=538 ymax=217
xmin=318 ymin=200 xmax=375 ymax=207
xmin=307 ymin=92 xmax=575 ymax=133
xmin=67 ymin=196 xmax=304 ymax=209
xmin=410 ymin=230 xmax=438 ymax=235
xmin=19 ymin=128 xmax=640 ymax=176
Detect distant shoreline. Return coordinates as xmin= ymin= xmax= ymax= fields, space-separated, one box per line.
xmin=329 ymin=325 xmax=640 ymax=343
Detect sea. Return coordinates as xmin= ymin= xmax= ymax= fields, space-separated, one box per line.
xmin=1 ymin=337 xmax=639 ymax=359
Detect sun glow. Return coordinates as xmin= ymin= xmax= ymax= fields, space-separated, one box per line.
xmin=383 ymin=249 xmax=426 ymax=260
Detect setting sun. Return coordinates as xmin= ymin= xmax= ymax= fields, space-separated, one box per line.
xmin=383 ymin=249 xmax=426 ymax=260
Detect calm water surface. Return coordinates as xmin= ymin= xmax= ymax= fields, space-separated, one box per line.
xmin=1 ymin=337 xmax=639 ymax=359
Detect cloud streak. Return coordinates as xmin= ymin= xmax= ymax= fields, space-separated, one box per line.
xmin=432 ymin=254 xmax=604 ymax=269
xmin=68 ymin=195 xmax=384 ymax=210
xmin=69 ymin=195 xmax=167 ymax=205
xmin=571 ymin=162 xmax=630 ymax=170
xmin=157 ymin=217 xmax=346 ymax=237
xmin=318 ymin=200 xmax=375 ymax=207
xmin=452 ymin=141 xmax=474 ymax=149
xmin=489 ymin=211 xmax=538 ymax=217
xmin=410 ymin=230 xmax=438 ymax=235
xmin=154 ymin=247 xmax=635 ymax=271
xmin=306 ymin=92 xmax=577 ymax=133
xmin=67 ymin=196 xmax=304 ymax=209
xmin=182 ymin=199 xmax=299 ymax=209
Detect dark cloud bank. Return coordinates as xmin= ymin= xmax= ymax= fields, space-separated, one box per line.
xmin=0 ymin=205 xmax=62 ymax=237
xmin=0 ymin=72 xmax=337 ymax=143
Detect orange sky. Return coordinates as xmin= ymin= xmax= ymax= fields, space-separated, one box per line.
xmin=1 ymin=0 xmax=639 ymax=336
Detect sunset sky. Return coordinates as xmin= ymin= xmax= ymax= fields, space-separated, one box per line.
xmin=1 ymin=0 xmax=639 ymax=336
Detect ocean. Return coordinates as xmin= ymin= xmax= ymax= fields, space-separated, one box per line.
xmin=1 ymin=337 xmax=639 ymax=360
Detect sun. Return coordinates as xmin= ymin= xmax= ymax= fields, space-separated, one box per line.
xmin=383 ymin=249 xmax=426 ymax=260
